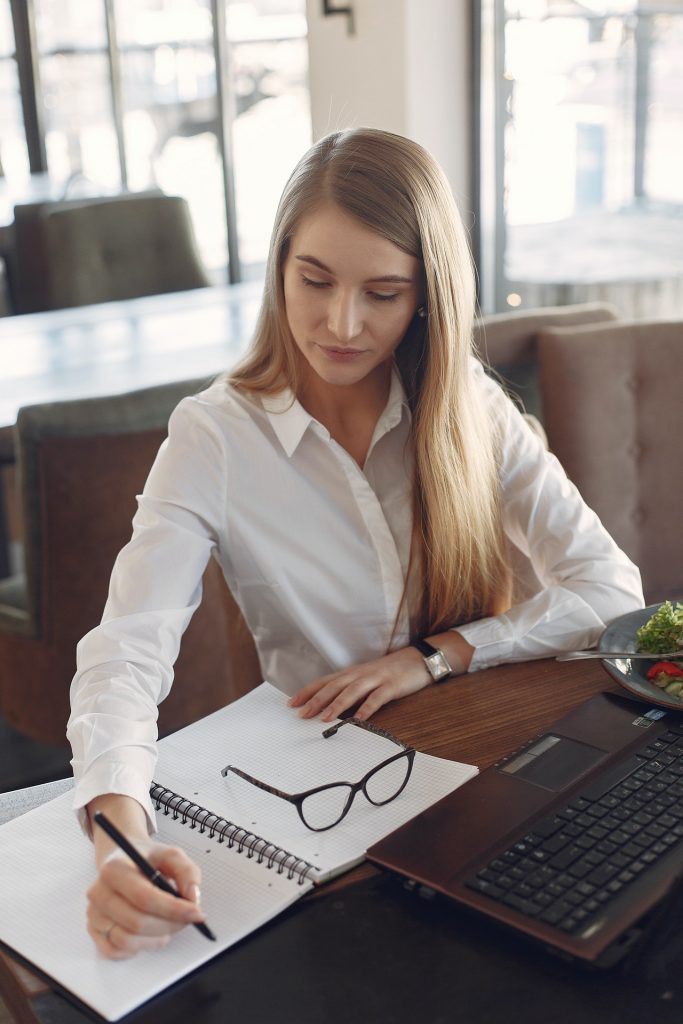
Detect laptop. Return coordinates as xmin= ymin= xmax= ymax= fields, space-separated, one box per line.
xmin=367 ymin=692 xmax=683 ymax=967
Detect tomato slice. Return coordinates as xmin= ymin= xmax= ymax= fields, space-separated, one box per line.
xmin=646 ymin=661 xmax=683 ymax=680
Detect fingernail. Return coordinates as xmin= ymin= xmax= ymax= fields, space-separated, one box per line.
xmin=189 ymin=883 xmax=201 ymax=905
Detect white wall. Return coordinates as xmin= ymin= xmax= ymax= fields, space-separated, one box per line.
xmin=305 ymin=0 xmax=473 ymax=212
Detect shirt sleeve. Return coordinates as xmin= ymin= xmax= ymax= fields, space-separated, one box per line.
xmin=67 ymin=396 xmax=228 ymax=833
xmin=457 ymin=364 xmax=645 ymax=671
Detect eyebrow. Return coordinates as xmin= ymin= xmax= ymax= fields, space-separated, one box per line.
xmin=295 ymin=254 xmax=415 ymax=286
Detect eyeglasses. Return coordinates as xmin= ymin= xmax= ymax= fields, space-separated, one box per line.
xmin=221 ymin=718 xmax=416 ymax=832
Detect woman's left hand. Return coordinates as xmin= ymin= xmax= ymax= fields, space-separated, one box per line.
xmin=288 ymin=646 xmax=430 ymax=722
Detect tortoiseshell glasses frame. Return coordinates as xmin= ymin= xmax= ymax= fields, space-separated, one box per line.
xmin=221 ymin=718 xmax=416 ymax=831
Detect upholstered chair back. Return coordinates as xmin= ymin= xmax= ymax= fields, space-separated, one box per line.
xmin=474 ymin=301 xmax=621 ymax=421
xmin=12 ymin=192 xmax=210 ymax=314
xmin=538 ymin=319 xmax=683 ymax=603
xmin=0 ymin=378 xmax=261 ymax=746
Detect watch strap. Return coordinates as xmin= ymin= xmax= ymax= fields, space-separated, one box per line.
xmin=412 ymin=638 xmax=440 ymax=660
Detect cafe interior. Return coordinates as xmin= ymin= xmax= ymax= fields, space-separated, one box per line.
xmin=0 ymin=1 xmax=682 ymax=1020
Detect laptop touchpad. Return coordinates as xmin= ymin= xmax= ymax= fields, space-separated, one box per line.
xmin=498 ymin=733 xmax=607 ymax=792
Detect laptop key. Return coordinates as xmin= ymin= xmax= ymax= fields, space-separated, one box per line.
xmin=540 ymin=833 xmax=572 ymax=855
xmin=528 ymin=815 xmax=564 ymax=839
xmin=465 ymin=878 xmax=504 ymax=899
xmin=549 ymin=845 xmax=583 ymax=870
xmin=587 ymin=862 xmax=618 ymax=886
xmin=502 ymin=893 xmax=542 ymax=917
xmin=540 ymin=901 xmax=573 ymax=925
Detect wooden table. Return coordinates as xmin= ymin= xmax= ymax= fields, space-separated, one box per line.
xmin=0 ymin=656 xmax=628 ymax=1023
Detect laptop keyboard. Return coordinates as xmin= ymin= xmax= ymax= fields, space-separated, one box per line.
xmin=465 ymin=721 xmax=683 ymax=936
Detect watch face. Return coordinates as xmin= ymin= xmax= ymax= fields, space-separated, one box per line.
xmin=426 ymin=651 xmax=451 ymax=680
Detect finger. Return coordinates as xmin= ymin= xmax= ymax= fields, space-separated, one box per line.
xmin=288 ymin=673 xmax=337 ymax=708
xmin=354 ymin=684 xmax=398 ymax=721
xmin=89 ymin=918 xmax=171 ymax=960
xmin=89 ymin=888 xmax=187 ymax=939
xmin=153 ymin=845 xmax=203 ymax=904
xmin=101 ymin=855 xmax=205 ymax=926
xmin=298 ymin=677 xmax=361 ymax=719
xmin=312 ymin=676 xmax=379 ymax=722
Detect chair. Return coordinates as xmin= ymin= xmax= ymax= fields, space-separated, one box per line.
xmin=473 ymin=301 xmax=621 ymax=422
xmin=0 ymin=379 xmax=262 ymax=747
xmin=538 ymin=319 xmax=683 ymax=604
xmin=10 ymin=191 xmax=211 ymax=314
xmin=0 ymin=256 xmax=11 ymax=316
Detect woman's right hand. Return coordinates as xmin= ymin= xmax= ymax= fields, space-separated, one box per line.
xmin=86 ymin=794 xmax=206 ymax=959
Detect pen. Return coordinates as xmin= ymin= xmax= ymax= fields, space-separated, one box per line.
xmin=93 ymin=810 xmax=216 ymax=942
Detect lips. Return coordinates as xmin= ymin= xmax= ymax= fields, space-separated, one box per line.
xmin=317 ymin=345 xmax=367 ymax=362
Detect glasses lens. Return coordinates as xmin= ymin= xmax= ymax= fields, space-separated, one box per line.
xmin=364 ymin=754 xmax=411 ymax=806
xmin=300 ymin=784 xmax=354 ymax=830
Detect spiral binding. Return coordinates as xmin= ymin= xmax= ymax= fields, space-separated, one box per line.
xmin=149 ymin=782 xmax=317 ymax=885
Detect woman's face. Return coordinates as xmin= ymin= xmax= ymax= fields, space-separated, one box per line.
xmin=282 ymin=202 xmax=422 ymax=393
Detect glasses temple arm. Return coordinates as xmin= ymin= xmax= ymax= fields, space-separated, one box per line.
xmin=322 ymin=717 xmax=412 ymax=750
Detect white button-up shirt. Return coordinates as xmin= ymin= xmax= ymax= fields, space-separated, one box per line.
xmin=68 ymin=361 xmax=644 ymax=823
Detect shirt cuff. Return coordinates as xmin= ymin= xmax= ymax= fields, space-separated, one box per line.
xmin=71 ymin=761 xmax=158 ymax=838
xmin=453 ymin=616 xmax=515 ymax=672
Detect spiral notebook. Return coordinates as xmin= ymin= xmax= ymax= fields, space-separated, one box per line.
xmin=0 ymin=682 xmax=477 ymax=1021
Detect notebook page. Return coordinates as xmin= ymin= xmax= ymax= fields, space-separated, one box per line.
xmin=155 ymin=682 xmax=478 ymax=879
xmin=0 ymin=789 xmax=309 ymax=1021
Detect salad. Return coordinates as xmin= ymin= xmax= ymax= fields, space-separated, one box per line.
xmin=636 ymin=601 xmax=683 ymax=699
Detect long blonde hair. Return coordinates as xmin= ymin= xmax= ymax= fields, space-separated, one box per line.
xmin=230 ymin=128 xmax=511 ymax=634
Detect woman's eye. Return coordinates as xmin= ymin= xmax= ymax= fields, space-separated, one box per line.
xmin=301 ymin=276 xmax=329 ymax=289
xmin=370 ymin=292 xmax=399 ymax=303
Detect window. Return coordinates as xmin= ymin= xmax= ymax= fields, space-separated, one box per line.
xmin=476 ymin=0 xmax=683 ymax=317
xmin=3 ymin=0 xmax=311 ymax=282
xmin=0 ymin=3 xmax=27 ymax=183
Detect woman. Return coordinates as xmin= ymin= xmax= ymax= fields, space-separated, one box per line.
xmin=68 ymin=128 xmax=644 ymax=958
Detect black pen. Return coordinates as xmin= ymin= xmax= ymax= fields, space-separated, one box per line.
xmin=93 ymin=810 xmax=216 ymax=941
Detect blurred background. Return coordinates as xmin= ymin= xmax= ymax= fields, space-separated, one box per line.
xmin=1 ymin=0 xmax=681 ymax=312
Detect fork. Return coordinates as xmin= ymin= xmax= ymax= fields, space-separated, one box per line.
xmin=557 ymin=648 xmax=683 ymax=662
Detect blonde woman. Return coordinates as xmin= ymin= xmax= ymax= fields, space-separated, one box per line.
xmin=68 ymin=128 xmax=644 ymax=957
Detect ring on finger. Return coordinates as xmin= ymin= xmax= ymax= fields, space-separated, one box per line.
xmin=99 ymin=921 xmax=116 ymax=944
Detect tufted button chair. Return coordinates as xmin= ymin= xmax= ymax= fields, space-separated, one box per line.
xmin=11 ymin=191 xmax=211 ymax=314
xmin=0 ymin=378 xmax=262 ymax=747
xmin=538 ymin=319 xmax=683 ymax=604
xmin=473 ymin=301 xmax=621 ymax=423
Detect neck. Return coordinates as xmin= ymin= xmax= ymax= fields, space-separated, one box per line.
xmin=297 ymin=362 xmax=393 ymax=466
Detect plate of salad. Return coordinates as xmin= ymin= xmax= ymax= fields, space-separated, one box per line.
xmin=598 ymin=600 xmax=683 ymax=709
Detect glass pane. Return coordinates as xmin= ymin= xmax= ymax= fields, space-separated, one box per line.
xmin=504 ymin=13 xmax=635 ymax=228
xmin=364 ymin=755 xmax=411 ymax=806
xmin=301 ymin=785 xmax=353 ymax=830
xmin=0 ymin=48 xmax=29 ymax=187
xmin=115 ymin=0 xmax=213 ymax=47
xmin=495 ymin=2 xmax=683 ymax=318
xmin=116 ymin=0 xmax=225 ymax=274
xmin=42 ymin=54 xmax=121 ymax=188
xmin=35 ymin=0 xmax=106 ymax=52
xmin=0 ymin=0 xmax=14 ymax=59
xmin=644 ymin=13 xmax=683 ymax=205
xmin=229 ymin=1 xmax=311 ymax=278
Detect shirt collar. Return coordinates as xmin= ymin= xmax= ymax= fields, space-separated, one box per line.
xmin=260 ymin=365 xmax=410 ymax=458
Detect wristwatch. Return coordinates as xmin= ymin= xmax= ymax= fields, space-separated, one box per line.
xmin=412 ymin=638 xmax=453 ymax=682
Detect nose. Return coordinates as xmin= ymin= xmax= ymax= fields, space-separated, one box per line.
xmin=327 ymin=289 xmax=363 ymax=344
